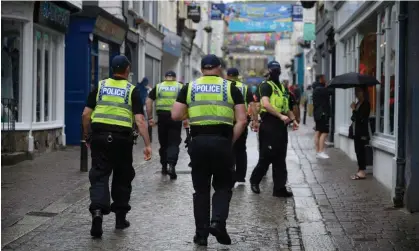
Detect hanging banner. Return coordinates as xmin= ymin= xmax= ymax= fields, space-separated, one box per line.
xmin=303 ymin=23 xmax=316 ymax=41
xmin=210 ymin=3 xmax=225 ymax=20
xmin=187 ymin=3 xmax=201 ymax=23
xmin=224 ymin=3 xmax=293 ymax=32
xmin=292 ymin=4 xmax=303 ymax=22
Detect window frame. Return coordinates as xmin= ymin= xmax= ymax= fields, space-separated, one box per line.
xmin=33 ymin=24 xmax=61 ymax=124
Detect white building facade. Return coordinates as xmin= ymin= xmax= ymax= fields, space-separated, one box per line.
xmin=1 ymin=1 xmax=81 ymax=157
xmin=332 ymin=1 xmax=400 ymax=194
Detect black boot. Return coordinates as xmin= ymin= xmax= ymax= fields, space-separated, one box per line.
xmin=161 ymin=165 xmax=168 ymax=175
xmin=90 ymin=209 xmax=103 ymax=238
xmin=115 ymin=213 xmax=130 ymax=229
xmin=250 ymin=184 xmax=261 ymax=194
xmin=168 ymin=164 xmax=177 ymax=180
xmin=273 ymin=188 xmax=293 ymax=198
xmin=209 ymin=222 xmax=231 ymax=245
xmin=193 ymin=234 xmax=208 ymax=246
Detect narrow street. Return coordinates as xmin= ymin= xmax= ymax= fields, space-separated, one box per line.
xmin=2 ymin=123 xmax=419 ymax=251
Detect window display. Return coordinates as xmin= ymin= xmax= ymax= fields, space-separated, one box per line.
xmin=98 ymin=41 xmax=109 ymax=81
xmin=1 ymin=20 xmax=22 ymax=123
xmin=33 ymin=29 xmax=58 ymax=123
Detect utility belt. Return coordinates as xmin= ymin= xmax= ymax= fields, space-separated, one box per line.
xmin=92 ymin=131 xmax=134 ymax=143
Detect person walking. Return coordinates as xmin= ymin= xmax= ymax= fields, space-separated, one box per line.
xmin=171 ymin=55 xmax=247 ymax=246
xmin=81 ymin=55 xmax=152 ymax=238
xmin=226 ymin=67 xmax=256 ymax=185
xmin=146 ymin=71 xmax=183 ymax=179
xmin=249 ymin=60 xmax=299 ymax=197
xmin=312 ymin=74 xmax=331 ymax=159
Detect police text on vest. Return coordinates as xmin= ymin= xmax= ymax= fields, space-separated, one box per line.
xmin=160 ymin=86 xmax=177 ymax=92
xmin=195 ymin=84 xmax=221 ymax=93
xmin=102 ymin=87 xmax=126 ymax=97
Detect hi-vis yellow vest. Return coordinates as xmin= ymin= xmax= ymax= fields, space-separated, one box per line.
xmin=186 ymin=76 xmax=234 ymax=126
xmin=260 ymin=81 xmax=289 ymax=114
xmin=92 ymin=78 xmax=135 ymax=128
xmin=155 ymin=81 xmax=182 ymax=111
xmin=234 ymin=81 xmax=248 ymax=109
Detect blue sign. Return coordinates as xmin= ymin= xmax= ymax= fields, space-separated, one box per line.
xmin=225 ymin=3 xmax=293 ymax=32
xmin=194 ymin=84 xmax=221 ymax=94
xmin=292 ymin=5 xmax=303 ymax=22
xmin=162 ymin=26 xmax=182 ymax=57
xmin=211 ymin=3 xmax=225 ymax=20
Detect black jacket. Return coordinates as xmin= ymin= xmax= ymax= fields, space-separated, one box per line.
xmin=312 ymin=82 xmax=331 ymax=120
xmin=351 ymin=100 xmax=371 ymax=140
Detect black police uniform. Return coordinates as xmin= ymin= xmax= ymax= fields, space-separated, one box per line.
xmin=250 ymin=78 xmax=294 ymax=197
xmin=233 ymin=84 xmax=255 ymax=183
xmin=176 ymin=77 xmax=244 ymax=245
xmin=86 ymin=76 xmax=143 ymax=226
xmin=148 ymin=82 xmax=182 ymax=179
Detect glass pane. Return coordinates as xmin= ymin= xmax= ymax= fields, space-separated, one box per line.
xmin=98 ymin=41 xmax=109 ymax=81
xmin=44 ymin=35 xmax=49 ymax=121
xmin=389 ymin=6 xmax=396 ymax=135
xmin=145 ymin=55 xmax=154 ymax=87
xmin=36 ymin=32 xmax=42 ymax=122
xmin=378 ymin=14 xmax=386 ymax=133
xmin=52 ymin=39 xmax=57 ymax=121
xmin=1 ymin=20 xmax=22 ymax=123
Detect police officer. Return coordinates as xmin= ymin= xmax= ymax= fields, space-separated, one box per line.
xmin=226 ymin=68 xmax=256 ymax=185
xmin=82 ymin=55 xmax=152 ymax=238
xmin=171 ymin=55 xmax=247 ymax=246
xmin=146 ymin=71 xmax=183 ymax=179
xmin=250 ymin=60 xmax=299 ymax=197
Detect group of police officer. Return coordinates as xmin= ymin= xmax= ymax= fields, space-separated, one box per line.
xmin=81 ymin=54 xmax=299 ymax=246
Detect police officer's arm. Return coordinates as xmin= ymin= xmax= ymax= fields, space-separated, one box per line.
xmin=146 ymin=87 xmax=157 ymax=120
xmin=259 ymin=83 xmax=289 ymax=121
xmin=286 ymin=94 xmax=297 ymax=121
xmin=81 ymin=88 xmax=98 ymax=139
xmin=231 ymin=86 xmax=247 ymax=143
xmin=246 ymin=89 xmax=258 ymax=122
xmin=132 ymin=87 xmax=151 ymax=147
xmin=172 ymin=84 xmax=189 ymax=121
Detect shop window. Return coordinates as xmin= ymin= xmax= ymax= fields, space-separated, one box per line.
xmin=98 ymin=41 xmax=109 ymax=81
xmin=1 ymin=19 xmax=22 ymax=124
xmin=33 ymin=29 xmax=58 ymax=123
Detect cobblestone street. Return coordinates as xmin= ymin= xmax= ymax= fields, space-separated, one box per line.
xmin=2 ymin=124 xmax=419 ymax=250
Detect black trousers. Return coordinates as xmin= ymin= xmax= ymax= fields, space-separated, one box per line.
xmin=89 ymin=132 xmax=135 ymax=215
xmin=250 ymin=121 xmax=288 ymax=193
xmin=233 ymin=127 xmax=248 ymax=181
xmin=189 ymin=135 xmax=235 ymax=237
xmin=354 ymin=138 xmax=368 ymax=171
xmin=157 ymin=118 xmax=182 ymax=167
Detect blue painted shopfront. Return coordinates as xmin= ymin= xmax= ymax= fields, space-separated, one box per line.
xmin=295 ymin=54 xmax=304 ymax=90
xmin=64 ymin=9 xmax=127 ymax=145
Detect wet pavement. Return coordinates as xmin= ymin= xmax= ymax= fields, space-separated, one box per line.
xmin=2 ymin=123 xmax=419 ymax=250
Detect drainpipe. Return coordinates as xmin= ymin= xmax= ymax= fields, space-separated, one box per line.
xmin=393 ymin=1 xmax=407 ymax=208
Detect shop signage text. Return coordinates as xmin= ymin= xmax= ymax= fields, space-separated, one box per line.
xmin=94 ymin=15 xmax=126 ymax=45
xmin=34 ymin=1 xmax=70 ymax=33
xmin=187 ymin=3 xmax=201 ymax=23
xmin=162 ymin=26 xmax=182 ymax=57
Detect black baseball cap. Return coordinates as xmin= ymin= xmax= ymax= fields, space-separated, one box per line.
xmin=267 ymin=60 xmax=281 ymax=70
xmin=111 ymin=55 xmax=131 ymax=73
xmin=201 ymin=54 xmax=221 ymax=70
xmin=226 ymin=68 xmax=239 ymax=77
xmin=165 ymin=71 xmax=176 ymax=77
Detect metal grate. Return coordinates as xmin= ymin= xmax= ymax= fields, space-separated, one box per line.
xmin=26 ymin=211 xmax=58 ymax=217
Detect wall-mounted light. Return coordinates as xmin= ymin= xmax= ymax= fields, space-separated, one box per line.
xmin=306 ymin=66 xmax=312 ymax=70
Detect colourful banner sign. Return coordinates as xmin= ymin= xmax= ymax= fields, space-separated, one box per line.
xmin=225 ymin=32 xmax=291 ymax=49
xmin=225 ymin=3 xmax=293 ymax=32
xmin=292 ymin=5 xmax=303 ymax=22
xmin=210 ymin=3 xmax=225 ymax=20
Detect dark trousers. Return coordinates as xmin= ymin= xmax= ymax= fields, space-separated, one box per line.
xmin=157 ymin=119 xmax=182 ymax=167
xmin=250 ymin=121 xmax=288 ymax=192
xmin=189 ymin=135 xmax=235 ymax=237
xmin=89 ymin=132 xmax=135 ymax=215
xmin=233 ymin=127 xmax=248 ymax=181
xmin=354 ymin=138 xmax=368 ymax=171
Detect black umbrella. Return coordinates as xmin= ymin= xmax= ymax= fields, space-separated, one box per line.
xmin=327 ymin=72 xmax=380 ymax=89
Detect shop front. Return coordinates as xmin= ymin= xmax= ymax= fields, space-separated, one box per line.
xmin=180 ymin=29 xmax=195 ymax=83
xmin=64 ymin=5 xmax=128 ymax=145
xmin=191 ymin=44 xmax=204 ymax=79
xmin=333 ymin=1 xmax=399 ymax=193
xmin=144 ymin=26 xmax=163 ymax=87
xmin=125 ymin=28 xmax=140 ymax=85
xmin=161 ymin=26 xmax=182 ymax=80
xmin=1 ymin=1 xmax=79 ymax=161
